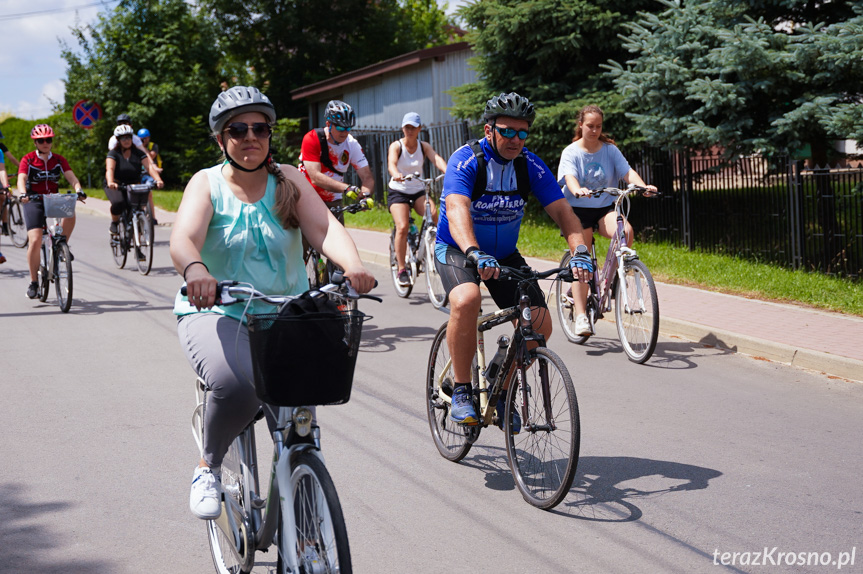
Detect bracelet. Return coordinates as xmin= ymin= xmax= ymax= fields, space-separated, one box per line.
xmin=183 ymin=261 xmax=209 ymax=281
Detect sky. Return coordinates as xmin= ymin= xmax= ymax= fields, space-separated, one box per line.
xmin=0 ymin=0 xmax=467 ymax=121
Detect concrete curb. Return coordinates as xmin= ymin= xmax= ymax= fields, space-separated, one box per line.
xmin=356 ymin=247 xmax=863 ymax=383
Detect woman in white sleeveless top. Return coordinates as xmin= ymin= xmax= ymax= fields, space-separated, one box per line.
xmin=387 ymin=112 xmax=448 ymax=286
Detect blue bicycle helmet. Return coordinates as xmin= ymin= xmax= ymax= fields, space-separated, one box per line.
xmin=137 ymin=128 xmax=151 ymax=138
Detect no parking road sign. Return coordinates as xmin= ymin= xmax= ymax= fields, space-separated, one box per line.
xmin=72 ymin=100 xmax=102 ymax=129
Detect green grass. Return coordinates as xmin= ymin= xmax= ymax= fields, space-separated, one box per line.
xmin=348 ymin=206 xmax=863 ymax=316
xmin=83 ymin=187 xmax=183 ymax=212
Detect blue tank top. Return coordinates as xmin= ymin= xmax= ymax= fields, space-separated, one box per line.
xmin=173 ymin=164 xmax=307 ymax=322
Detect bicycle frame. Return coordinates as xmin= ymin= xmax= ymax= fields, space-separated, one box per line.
xmin=433 ymin=271 xmax=555 ymax=429
xmin=193 ymin=381 xmax=323 ymax=573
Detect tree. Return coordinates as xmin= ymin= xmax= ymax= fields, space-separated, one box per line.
xmin=61 ymin=0 xmax=224 ymax=184
xmin=198 ymin=0 xmax=454 ymax=117
xmin=447 ymin=0 xmax=662 ymax=170
xmin=606 ymin=0 xmax=863 ymax=162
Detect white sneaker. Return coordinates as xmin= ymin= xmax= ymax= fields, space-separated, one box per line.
xmin=190 ymin=466 xmax=221 ymax=519
xmin=575 ymin=314 xmax=592 ymax=337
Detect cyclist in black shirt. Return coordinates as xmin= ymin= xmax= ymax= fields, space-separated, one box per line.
xmin=105 ymin=125 xmax=163 ymax=235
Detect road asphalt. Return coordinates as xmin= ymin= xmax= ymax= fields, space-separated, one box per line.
xmin=74 ymin=196 xmax=863 ymax=383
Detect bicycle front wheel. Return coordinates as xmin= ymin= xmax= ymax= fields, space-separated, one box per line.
xmin=614 ymin=259 xmax=659 ymax=364
xmin=288 ymin=451 xmax=352 ymax=574
xmin=389 ymin=229 xmax=412 ymax=298
xmin=426 ymin=323 xmax=475 ymax=462
xmin=55 ymin=242 xmax=73 ymax=313
xmin=423 ymin=228 xmax=448 ymax=309
xmin=111 ymin=220 xmax=128 ymax=269
xmin=38 ymin=243 xmax=50 ymax=302
xmin=505 ymin=347 xmax=580 ymax=510
xmin=207 ymin=436 xmax=254 ymax=574
xmin=9 ymin=200 xmax=28 ymax=247
xmin=135 ymin=212 xmax=154 ymax=275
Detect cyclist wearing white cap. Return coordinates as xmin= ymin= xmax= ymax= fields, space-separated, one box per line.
xmin=387 ymin=112 xmax=447 ymax=286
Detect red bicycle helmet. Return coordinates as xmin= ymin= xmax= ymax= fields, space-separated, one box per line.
xmin=31 ymin=124 xmax=55 ymax=139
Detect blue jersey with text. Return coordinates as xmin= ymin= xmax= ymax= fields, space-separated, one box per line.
xmin=436 ymin=138 xmax=563 ymax=259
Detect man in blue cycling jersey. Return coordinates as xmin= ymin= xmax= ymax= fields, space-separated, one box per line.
xmin=434 ymin=92 xmax=594 ymax=428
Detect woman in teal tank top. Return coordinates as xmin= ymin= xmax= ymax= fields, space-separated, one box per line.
xmin=170 ymin=86 xmax=376 ymax=521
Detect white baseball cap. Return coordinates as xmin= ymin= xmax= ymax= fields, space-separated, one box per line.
xmin=402 ymin=112 xmax=421 ymax=127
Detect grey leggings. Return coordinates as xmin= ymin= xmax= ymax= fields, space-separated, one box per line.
xmin=178 ymin=313 xmax=267 ymax=469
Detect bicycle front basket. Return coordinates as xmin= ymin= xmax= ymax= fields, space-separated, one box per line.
xmin=43 ymin=193 xmax=77 ymax=218
xmin=247 ymin=308 xmax=366 ymax=406
xmin=127 ymin=184 xmax=152 ymax=208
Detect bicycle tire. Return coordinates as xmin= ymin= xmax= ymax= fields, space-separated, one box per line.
xmin=389 ymin=229 xmax=412 ymax=298
xmin=615 ymin=259 xmax=659 ymax=364
xmin=134 ymin=212 xmax=154 ymax=275
xmin=206 ymin=435 xmax=254 ymax=574
xmin=55 ymin=242 xmax=73 ymax=313
xmin=505 ymin=346 xmax=580 ymax=510
xmin=9 ymin=200 xmax=28 ymax=248
xmin=555 ymin=252 xmax=591 ymax=344
xmin=38 ymin=243 xmax=49 ymax=302
xmin=426 ymin=323 xmax=475 ymax=462
xmin=423 ymin=228 xmax=448 ymax=309
xmin=289 ymin=451 xmax=352 ymax=574
xmin=111 ymin=219 xmax=128 ymax=269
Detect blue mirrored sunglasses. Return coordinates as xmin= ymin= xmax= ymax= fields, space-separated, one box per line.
xmin=494 ymin=126 xmax=529 ymax=140
xmin=333 ymin=125 xmax=352 ymax=132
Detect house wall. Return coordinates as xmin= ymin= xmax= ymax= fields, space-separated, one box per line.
xmin=308 ymin=48 xmax=476 ymax=129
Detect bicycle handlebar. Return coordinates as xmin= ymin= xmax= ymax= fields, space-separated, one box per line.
xmin=465 ymin=261 xmax=574 ymax=283
xmin=330 ymin=198 xmax=374 ymax=215
xmin=181 ymin=272 xmax=382 ymax=306
xmin=24 ymin=190 xmax=88 ymax=202
xmin=586 ymin=184 xmax=659 ymax=198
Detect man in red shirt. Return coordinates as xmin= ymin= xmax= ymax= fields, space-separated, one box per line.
xmin=298 ymin=100 xmax=374 ymax=216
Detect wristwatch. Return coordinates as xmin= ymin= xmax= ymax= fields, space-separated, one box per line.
xmin=575 ymin=244 xmax=589 ymax=256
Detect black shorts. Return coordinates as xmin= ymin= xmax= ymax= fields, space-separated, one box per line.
xmin=387 ymin=188 xmax=424 ymax=208
xmin=434 ymin=244 xmax=547 ymax=310
xmin=572 ymin=204 xmax=614 ymax=231
xmin=23 ymin=199 xmax=47 ymax=231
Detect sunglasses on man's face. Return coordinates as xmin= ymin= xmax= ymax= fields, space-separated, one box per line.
xmin=333 ymin=125 xmax=351 ymax=132
xmin=36 ymin=138 xmax=53 ymax=144
xmin=494 ymin=126 xmax=529 ymax=140
xmin=224 ymin=122 xmax=272 ymax=140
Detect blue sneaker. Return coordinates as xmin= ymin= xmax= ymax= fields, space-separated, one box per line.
xmin=449 ymin=386 xmax=478 ymax=424
xmin=496 ymin=395 xmax=521 ymax=435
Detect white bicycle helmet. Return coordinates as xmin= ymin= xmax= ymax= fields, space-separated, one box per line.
xmin=209 ymin=86 xmax=276 ymax=134
xmin=113 ymin=124 xmax=134 ymax=137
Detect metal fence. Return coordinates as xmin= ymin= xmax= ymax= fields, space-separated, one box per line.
xmin=623 ymin=148 xmax=863 ymax=279
xmin=345 ymin=121 xmax=471 ymax=203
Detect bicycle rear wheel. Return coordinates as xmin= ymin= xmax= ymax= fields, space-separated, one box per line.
xmin=426 ymin=323 xmax=475 ymax=462
xmin=55 ymin=242 xmax=73 ymax=313
xmin=555 ymin=252 xmax=592 ymax=344
xmin=134 ymin=211 xmax=154 ymax=275
xmin=9 ymin=200 xmax=27 ymax=247
xmin=288 ymin=451 xmax=352 ymax=573
xmin=423 ymin=228 xmax=448 ymax=309
xmin=111 ymin=220 xmax=128 ymax=269
xmin=207 ymin=435 xmax=254 ymax=574
xmin=38 ymin=243 xmax=50 ymax=302
xmin=505 ymin=347 xmax=580 ymax=510
xmin=389 ymin=229 xmax=412 ymax=298
xmin=615 ymin=259 xmax=659 ymax=364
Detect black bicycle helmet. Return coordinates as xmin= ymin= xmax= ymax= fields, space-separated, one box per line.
xmin=209 ymin=86 xmax=276 ymax=134
xmin=325 ymin=100 xmax=356 ymax=129
xmin=116 ymin=113 xmax=132 ymax=124
xmin=483 ymin=92 xmax=536 ymax=127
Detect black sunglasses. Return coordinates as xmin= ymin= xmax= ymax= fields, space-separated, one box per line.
xmin=224 ymin=122 xmax=272 ymax=140
xmin=494 ymin=126 xmax=529 ymax=140
xmin=118 ymin=135 xmax=133 ymax=141
xmin=36 ymin=138 xmax=54 ymax=144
